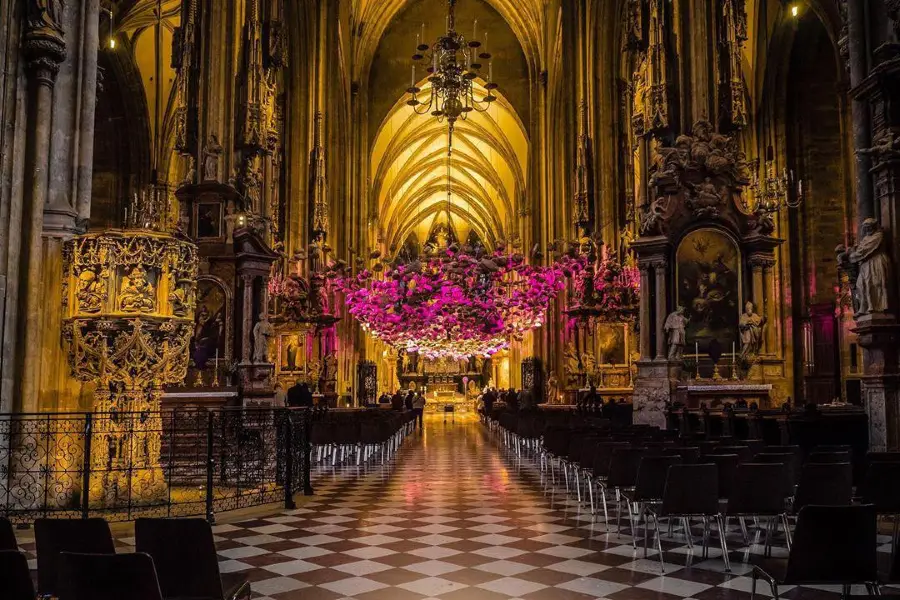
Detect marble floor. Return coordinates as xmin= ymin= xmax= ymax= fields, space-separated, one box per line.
xmin=18 ymin=414 xmax=889 ymax=599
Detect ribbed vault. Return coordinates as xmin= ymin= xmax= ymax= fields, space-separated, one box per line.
xmin=372 ymin=81 xmax=528 ymax=254
xmin=351 ymin=0 xmax=543 ymax=81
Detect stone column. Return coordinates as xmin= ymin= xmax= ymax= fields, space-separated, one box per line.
xmin=639 ymin=263 xmax=652 ymax=360
xmin=241 ymin=274 xmax=254 ymax=363
xmin=763 ymin=261 xmax=777 ymax=353
xmin=654 ymin=259 xmax=667 ymax=361
xmin=847 ymin=0 xmax=874 ymax=229
xmin=19 ymin=16 xmax=67 ymax=410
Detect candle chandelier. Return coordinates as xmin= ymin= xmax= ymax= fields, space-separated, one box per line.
xmin=407 ymin=0 xmax=498 ymax=139
xmin=749 ymin=151 xmax=804 ymax=213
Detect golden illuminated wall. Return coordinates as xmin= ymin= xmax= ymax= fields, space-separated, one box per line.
xmin=371 ymin=82 xmax=528 ymax=252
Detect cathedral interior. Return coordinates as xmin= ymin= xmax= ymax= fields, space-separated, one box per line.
xmin=2 ymin=0 xmax=900 ymax=597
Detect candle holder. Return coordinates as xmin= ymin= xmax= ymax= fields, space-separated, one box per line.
xmin=712 ymin=363 xmax=722 ymax=381
xmin=212 ymin=360 xmax=220 ymax=387
xmin=731 ymin=361 xmax=739 ymax=381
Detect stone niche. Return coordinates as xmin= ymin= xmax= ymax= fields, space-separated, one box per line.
xmin=631 ymin=120 xmax=784 ymax=427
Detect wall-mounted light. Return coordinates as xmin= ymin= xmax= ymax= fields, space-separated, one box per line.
xmin=105 ymin=8 xmax=116 ymax=50
xmin=791 ymin=5 xmax=799 ymax=17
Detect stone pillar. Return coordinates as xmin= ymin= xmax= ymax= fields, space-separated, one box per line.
xmin=847 ymin=0 xmax=874 ymax=229
xmin=763 ymin=261 xmax=777 ymax=354
xmin=241 ymin=274 xmax=254 ymax=363
xmin=654 ymin=259 xmax=667 ymax=360
xmin=639 ymin=263 xmax=652 ymax=360
xmin=19 ymin=15 xmax=67 ymax=410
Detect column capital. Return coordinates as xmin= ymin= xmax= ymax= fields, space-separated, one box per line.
xmin=22 ymin=27 xmax=66 ymax=84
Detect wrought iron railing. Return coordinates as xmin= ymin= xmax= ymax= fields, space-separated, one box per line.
xmin=0 ymin=407 xmax=313 ymax=524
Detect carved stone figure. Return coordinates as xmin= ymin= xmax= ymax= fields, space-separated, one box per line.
xmin=850 ymin=218 xmax=893 ymax=315
xmin=664 ymin=306 xmax=688 ymax=361
xmin=858 ymin=131 xmax=900 ymax=164
xmin=119 ymin=266 xmax=156 ymax=313
xmin=242 ymin=158 xmax=262 ymax=213
xmin=640 ymin=196 xmax=668 ymax=235
xmin=224 ymin=200 xmax=238 ymax=243
xmin=252 ymin=313 xmax=274 ymax=363
xmin=547 ymin=373 xmax=559 ymax=404
xmin=76 ymin=269 xmax=104 ymax=313
xmin=168 ymin=275 xmax=191 ymax=318
xmin=322 ymin=352 xmax=338 ymax=383
xmin=687 ymin=177 xmax=722 ymax=218
xmin=836 ymin=243 xmax=861 ymax=314
xmin=27 ymin=0 xmax=64 ymax=34
xmin=739 ymin=301 xmax=766 ymax=361
xmin=202 ymin=134 xmax=223 ymax=182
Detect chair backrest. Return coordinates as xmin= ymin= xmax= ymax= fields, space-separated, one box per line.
xmin=58 ymin=552 xmax=164 ymax=600
xmin=34 ymin=518 xmax=116 ymax=596
xmin=861 ymin=461 xmax=900 ymax=514
xmin=135 ymin=517 xmax=224 ymax=600
xmin=806 ymin=451 xmax=851 ymax=464
xmin=0 ymin=550 xmax=36 ymax=600
xmin=717 ymin=445 xmax=753 ymax=463
xmin=0 ymin=517 xmax=17 ymax=551
xmin=753 ymin=452 xmax=798 ymax=496
xmin=783 ymin=505 xmax=878 ymax=585
xmin=664 ymin=446 xmax=700 ymax=464
xmin=660 ymin=464 xmax=719 ymax=517
xmin=792 ymin=462 xmax=853 ymax=513
xmin=607 ymin=447 xmax=647 ymax=488
xmin=633 ymin=455 xmax=682 ymax=501
xmin=725 ymin=463 xmax=788 ymax=516
xmin=704 ymin=453 xmax=740 ymax=500
xmin=591 ymin=441 xmax=629 ymax=477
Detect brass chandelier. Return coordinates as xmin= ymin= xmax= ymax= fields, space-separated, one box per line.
xmin=407 ymin=0 xmax=498 ymax=138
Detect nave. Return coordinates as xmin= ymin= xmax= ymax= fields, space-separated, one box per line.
xmin=13 ymin=415 xmax=890 ymax=600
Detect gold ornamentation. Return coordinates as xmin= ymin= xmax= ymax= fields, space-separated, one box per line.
xmin=62 ymin=229 xmax=198 ymax=507
xmin=119 ymin=265 xmax=156 ymax=313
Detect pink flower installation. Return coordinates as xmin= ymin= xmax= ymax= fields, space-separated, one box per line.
xmin=591 ymin=255 xmax=640 ymax=322
xmin=335 ymin=246 xmax=584 ymax=360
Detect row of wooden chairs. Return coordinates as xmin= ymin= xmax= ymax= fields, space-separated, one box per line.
xmin=0 ymin=516 xmax=248 ymax=600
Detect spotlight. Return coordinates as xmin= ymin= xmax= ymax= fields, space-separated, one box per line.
xmin=109 ymin=37 xmax=116 ymax=50
xmin=791 ymin=5 xmax=799 ymax=17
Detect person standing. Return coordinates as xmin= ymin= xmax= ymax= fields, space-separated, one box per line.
xmin=413 ymin=393 xmax=426 ymax=429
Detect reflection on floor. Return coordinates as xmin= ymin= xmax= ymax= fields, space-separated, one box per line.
xmin=16 ymin=414 xmax=895 ymax=599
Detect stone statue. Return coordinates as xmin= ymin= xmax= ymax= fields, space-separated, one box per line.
xmin=850 ymin=218 xmax=893 ymax=316
xmin=119 ymin=266 xmax=156 ymax=313
xmin=739 ymin=301 xmax=766 ymax=361
xmin=202 ymin=134 xmax=223 ymax=182
xmin=547 ymin=373 xmax=559 ymax=404
xmin=664 ymin=306 xmax=688 ymax=361
xmin=252 ymin=313 xmax=274 ymax=363
xmin=322 ymin=352 xmax=337 ymax=383
xmin=858 ymin=131 xmax=900 ymax=163
xmin=640 ymin=196 xmax=669 ymax=235
xmin=224 ymin=200 xmax=238 ymax=243
xmin=242 ymin=159 xmax=262 ymax=213
xmin=27 ymin=0 xmax=64 ymax=34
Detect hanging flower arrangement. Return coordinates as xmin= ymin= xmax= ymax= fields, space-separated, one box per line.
xmin=592 ymin=254 xmax=640 ymax=322
xmin=333 ymin=244 xmax=584 ymax=360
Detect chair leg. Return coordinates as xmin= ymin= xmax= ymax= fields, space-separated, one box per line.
xmin=739 ymin=517 xmax=750 ymax=545
xmin=750 ymin=572 xmax=758 ymax=600
xmin=683 ymin=517 xmax=693 ymax=549
xmin=701 ymin=516 xmax=710 ymax=558
xmin=781 ymin=514 xmax=792 ymax=551
xmin=717 ymin=514 xmax=731 ymax=573
xmin=626 ymin=500 xmax=638 ymax=550
xmin=600 ymin=486 xmax=610 ymax=531
xmin=586 ymin=475 xmax=595 ymax=515
xmin=654 ymin=515 xmax=665 ymax=573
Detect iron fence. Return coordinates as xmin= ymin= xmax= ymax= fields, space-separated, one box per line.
xmin=0 ymin=407 xmax=313 ymax=524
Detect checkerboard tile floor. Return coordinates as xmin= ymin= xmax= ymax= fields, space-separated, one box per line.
xmin=13 ymin=415 xmax=896 ymax=599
